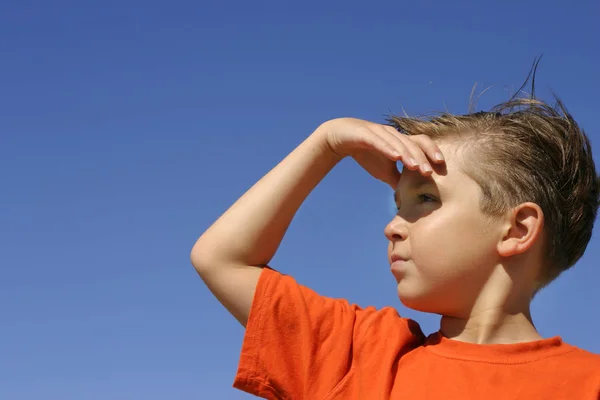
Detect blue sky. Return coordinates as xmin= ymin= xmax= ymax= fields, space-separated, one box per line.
xmin=1 ymin=1 xmax=599 ymax=399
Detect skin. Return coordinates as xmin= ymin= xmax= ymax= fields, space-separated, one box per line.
xmin=192 ymin=118 xmax=547 ymax=344
xmin=388 ymin=143 xmax=545 ymax=343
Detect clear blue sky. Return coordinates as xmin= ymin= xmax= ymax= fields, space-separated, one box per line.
xmin=1 ymin=1 xmax=599 ymax=399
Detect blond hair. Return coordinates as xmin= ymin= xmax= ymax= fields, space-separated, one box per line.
xmin=387 ymin=62 xmax=599 ymax=291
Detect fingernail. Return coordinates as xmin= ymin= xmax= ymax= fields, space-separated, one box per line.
xmin=410 ymin=158 xmax=418 ymax=166
xmin=435 ymin=152 xmax=444 ymax=161
xmin=422 ymin=163 xmax=432 ymax=172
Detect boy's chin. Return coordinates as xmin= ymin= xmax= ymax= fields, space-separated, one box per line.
xmin=397 ymin=285 xmax=444 ymax=314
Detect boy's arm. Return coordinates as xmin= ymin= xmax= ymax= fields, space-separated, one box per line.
xmin=191 ymin=118 xmax=442 ymax=327
xmin=190 ymin=129 xmax=341 ymax=326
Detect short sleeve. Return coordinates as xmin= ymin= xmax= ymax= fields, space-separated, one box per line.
xmin=233 ymin=267 xmax=362 ymax=399
xmin=233 ymin=267 xmax=424 ymax=399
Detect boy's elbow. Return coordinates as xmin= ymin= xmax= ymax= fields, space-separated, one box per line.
xmin=190 ymin=236 xmax=259 ymax=276
xmin=190 ymin=239 xmax=213 ymax=275
xmin=190 ymin=237 xmax=237 ymax=274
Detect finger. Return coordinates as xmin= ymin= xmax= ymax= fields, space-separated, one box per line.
xmin=356 ymin=126 xmax=404 ymax=161
xmin=379 ymin=125 xmax=430 ymax=173
xmin=408 ymin=134 xmax=445 ymax=164
xmin=353 ymin=150 xmax=401 ymax=188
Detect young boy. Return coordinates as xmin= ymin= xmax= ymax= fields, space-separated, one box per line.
xmin=191 ymin=75 xmax=600 ymax=398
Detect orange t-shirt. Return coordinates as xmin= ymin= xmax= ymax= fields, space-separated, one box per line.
xmin=234 ymin=268 xmax=600 ymax=399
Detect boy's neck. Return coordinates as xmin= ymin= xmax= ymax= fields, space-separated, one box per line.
xmin=437 ymin=260 xmax=545 ymax=345
xmin=440 ymin=309 xmax=543 ymax=345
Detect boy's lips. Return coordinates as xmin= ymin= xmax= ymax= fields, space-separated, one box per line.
xmin=390 ymin=254 xmax=410 ymax=281
xmin=389 ymin=254 xmax=410 ymax=264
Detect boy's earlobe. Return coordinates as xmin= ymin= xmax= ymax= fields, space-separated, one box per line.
xmin=497 ymin=203 xmax=544 ymax=257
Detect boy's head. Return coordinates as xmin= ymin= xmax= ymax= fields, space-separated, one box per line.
xmin=384 ymin=77 xmax=599 ymax=316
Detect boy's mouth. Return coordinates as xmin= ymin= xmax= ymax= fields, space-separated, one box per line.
xmin=390 ymin=253 xmax=410 ymax=264
xmin=390 ymin=254 xmax=410 ymax=281
xmin=390 ymin=260 xmax=408 ymax=281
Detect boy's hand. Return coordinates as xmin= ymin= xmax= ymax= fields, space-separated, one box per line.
xmin=317 ymin=118 xmax=445 ymax=188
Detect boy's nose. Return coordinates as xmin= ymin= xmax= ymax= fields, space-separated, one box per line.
xmin=384 ymin=217 xmax=408 ymax=242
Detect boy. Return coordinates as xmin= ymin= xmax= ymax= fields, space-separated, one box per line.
xmin=191 ymin=73 xmax=600 ymax=398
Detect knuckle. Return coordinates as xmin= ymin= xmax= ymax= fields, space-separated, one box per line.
xmin=408 ymin=135 xmax=439 ymax=153
xmin=414 ymin=134 xmax=438 ymax=148
xmin=357 ymin=130 xmax=372 ymax=143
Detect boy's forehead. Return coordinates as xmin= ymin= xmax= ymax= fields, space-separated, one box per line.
xmin=395 ymin=150 xmax=469 ymax=194
xmin=396 ymin=169 xmax=443 ymax=192
xmin=395 ymin=141 xmax=475 ymax=188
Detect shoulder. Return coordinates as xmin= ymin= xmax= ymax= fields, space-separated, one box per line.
xmin=563 ymin=344 xmax=600 ymax=368
xmin=353 ymin=305 xmax=425 ymax=347
xmin=561 ymin=343 xmax=600 ymax=362
xmin=556 ymin=342 xmax=600 ymax=390
xmin=352 ymin=305 xmax=426 ymax=367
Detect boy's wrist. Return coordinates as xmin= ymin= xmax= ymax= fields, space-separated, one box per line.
xmin=311 ymin=124 xmax=345 ymax=164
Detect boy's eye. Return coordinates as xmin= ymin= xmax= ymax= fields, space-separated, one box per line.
xmin=418 ymin=194 xmax=436 ymax=203
xmin=395 ymin=194 xmax=437 ymax=212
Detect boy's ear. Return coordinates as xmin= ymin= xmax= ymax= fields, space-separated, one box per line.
xmin=497 ymin=202 xmax=544 ymax=257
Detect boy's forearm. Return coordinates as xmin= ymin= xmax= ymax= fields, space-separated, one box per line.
xmin=191 ymin=128 xmax=341 ymax=269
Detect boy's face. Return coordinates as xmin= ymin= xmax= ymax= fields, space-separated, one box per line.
xmin=386 ymin=144 xmax=503 ymax=317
